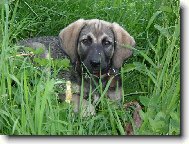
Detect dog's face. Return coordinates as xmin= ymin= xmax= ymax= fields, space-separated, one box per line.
xmin=59 ymin=19 xmax=135 ymax=74
xmin=77 ymin=23 xmax=115 ymax=74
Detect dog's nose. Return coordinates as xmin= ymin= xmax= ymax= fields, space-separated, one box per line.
xmin=90 ymin=60 xmax=100 ymax=68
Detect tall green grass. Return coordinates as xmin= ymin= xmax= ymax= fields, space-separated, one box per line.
xmin=0 ymin=0 xmax=180 ymax=135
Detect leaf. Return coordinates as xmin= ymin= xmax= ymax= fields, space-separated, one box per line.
xmin=170 ymin=112 xmax=179 ymax=122
xmin=114 ymin=108 xmax=125 ymax=135
xmin=154 ymin=24 xmax=170 ymax=37
xmin=139 ymin=50 xmax=157 ymax=68
xmin=33 ymin=58 xmax=49 ymax=66
xmin=133 ymin=62 xmax=146 ymax=70
xmin=160 ymin=6 xmax=172 ymax=13
xmin=123 ymin=63 xmax=136 ymax=73
xmin=149 ymin=95 xmax=159 ymax=108
xmin=12 ymin=117 xmax=20 ymax=134
xmin=24 ymin=46 xmax=45 ymax=55
xmin=146 ymin=11 xmax=162 ymax=30
xmin=155 ymin=112 xmax=166 ymax=121
xmin=133 ymin=62 xmax=158 ymax=88
xmin=173 ymin=23 xmax=180 ymax=38
xmin=149 ymin=117 xmax=165 ymax=133
xmin=8 ymin=74 xmax=21 ymax=86
xmin=33 ymin=47 xmax=45 ymax=55
xmin=169 ymin=112 xmax=180 ymax=134
xmin=24 ymin=47 xmax=35 ymax=53
xmin=107 ymin=100 xmax=117 ymax=134
xmin=54 ymin=58 xmax=70 ymax=69
xmin=139 ymin=96 xmax=150 ymax=107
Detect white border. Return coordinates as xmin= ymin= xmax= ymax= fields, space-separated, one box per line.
xmin=1 ymin=0 xmax=188 ymax=144
xmin=181 ymin=0 xmax=189 ymax=144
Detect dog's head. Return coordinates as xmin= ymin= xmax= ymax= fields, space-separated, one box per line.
xmin=59 ymin=19 xmax=135 ymax=74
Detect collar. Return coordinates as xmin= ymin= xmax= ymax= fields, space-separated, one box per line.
xmin=74 ymin=60 xmax=119 ymax=78
xmin=74 ymin=60 xmax=120 ymax=88
xmin=92 ymin=67 xmax=119 ymax=79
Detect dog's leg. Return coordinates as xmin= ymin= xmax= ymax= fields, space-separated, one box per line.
xmin=71 ymin=94 xmax=96 ymax=117
xmin=108 ymin=87 xmax=122 ymax=101
xmin=59 ymin=93 xmax=96 ymax=117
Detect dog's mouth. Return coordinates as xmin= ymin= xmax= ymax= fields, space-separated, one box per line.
xmin=80 ymin=60 xmax=110 ymax=77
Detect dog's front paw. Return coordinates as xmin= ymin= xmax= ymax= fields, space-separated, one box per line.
xmin=108 ymin=87 xmax=122 ymax=101
xmin=71 ymin=94 xmax=96 ymax=117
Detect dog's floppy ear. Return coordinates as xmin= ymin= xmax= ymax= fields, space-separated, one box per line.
xmin=111 ymin=23 xmax=135 ymax=69
xmin=59 ymin=19 xmax=86 ymax=63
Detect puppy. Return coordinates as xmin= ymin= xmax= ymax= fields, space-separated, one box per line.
xmin=18 ymin=19 xmax=135 ymax=116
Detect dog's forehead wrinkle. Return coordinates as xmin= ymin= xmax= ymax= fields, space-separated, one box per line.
xmin=81 ymin=21 xmax=114 ymax=40
xmin=89 ymin=32 xmax=96 ymax=40
xmin=94 ymin=20 xmax=102 ymax=32
xmin=91 ymin=26 xmax=114 ymax=42
xmin=99 ymin=33 xmax=114 ymax=42
xmin=80 ymin=32 xmax=95 ymax=39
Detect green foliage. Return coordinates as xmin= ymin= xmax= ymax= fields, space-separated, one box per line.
xmin=123 ymin=0 xmax=180 ymax=134
xmin=0 ymin=0 xmax=180 ymax=135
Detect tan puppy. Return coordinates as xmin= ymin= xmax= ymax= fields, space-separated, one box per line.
xmin=18 ymin=19 xmax=135 ymax=116
xmin=59 ymin=19 xmax=135 ymax=100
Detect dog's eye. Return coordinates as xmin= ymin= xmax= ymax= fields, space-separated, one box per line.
xmin=81 ymin=37 xmax=92 ymax=46
xmin=102 ymin=39 xmax=112 ymax=46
